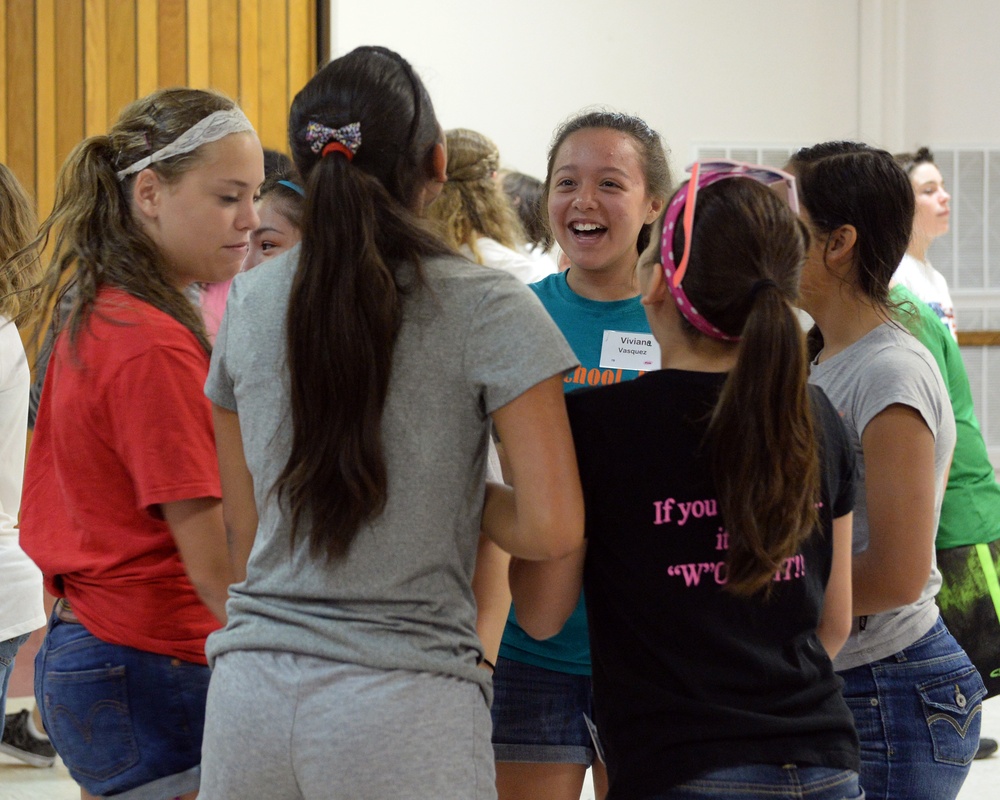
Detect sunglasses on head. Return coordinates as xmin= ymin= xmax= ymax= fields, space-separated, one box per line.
xmin=665 ymin=160 xmax=800 ymax=289
xmin=658 ymin=159 xmax=800 ymax=342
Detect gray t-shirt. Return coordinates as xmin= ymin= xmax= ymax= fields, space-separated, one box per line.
xmin=809 ymin=322 xmax=956 ymax=670
xmin=204 ymin=248 xmax=578 ymax=701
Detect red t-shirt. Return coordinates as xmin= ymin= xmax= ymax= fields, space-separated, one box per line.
xmin=22 ymin=289 xmax=222 ymax=664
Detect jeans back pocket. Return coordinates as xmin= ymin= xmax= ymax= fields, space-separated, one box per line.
xmin=44 ymin=665 xmax=141 ymax=782
xmin=917 ymin=665 xmax=987 ymax=766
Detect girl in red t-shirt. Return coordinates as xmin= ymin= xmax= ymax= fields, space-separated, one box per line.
xmin=20 ymin=88 xmax=263 ymax=800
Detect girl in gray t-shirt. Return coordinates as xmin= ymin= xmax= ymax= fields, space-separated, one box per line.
xmin=790 ymin=141 xmax=983 ymax=800
xmin=199 ymin=46 xmax=583 ymax=800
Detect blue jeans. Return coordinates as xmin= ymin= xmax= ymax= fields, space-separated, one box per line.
xmin=35 ymin=612 xmax=210 ymax=799
xmin=839 ymin=617 xmax=985 ymax=800
xmin=0 ymin=633 xmax=31 ymax=739
xmin=649 ymin=765 xmax=863 ymax=799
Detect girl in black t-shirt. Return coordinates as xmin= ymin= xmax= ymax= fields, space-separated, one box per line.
xmin=509 ymin=163 xmax=862 ymax=800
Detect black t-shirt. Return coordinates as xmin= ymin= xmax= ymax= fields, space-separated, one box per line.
xmin=566 ymin=369 xmax=860 ymax=799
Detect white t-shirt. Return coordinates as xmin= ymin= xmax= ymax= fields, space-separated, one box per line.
xmin=0 ymin=316 xmax=45 ymax=642
xmin=521 ymin=243 xmax=560 ymax=281
xmin=893 ymin=253 xmax=958 ymax=341
xmin=460 ymin=237 xmax=553 ymax=284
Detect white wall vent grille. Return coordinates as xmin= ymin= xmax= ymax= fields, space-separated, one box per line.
xmin=691 ymin=144 xmax=798 ymax=171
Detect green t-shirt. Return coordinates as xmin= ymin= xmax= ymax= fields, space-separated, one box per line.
xmin=892 ymin=284 xmax=1000 ymax=548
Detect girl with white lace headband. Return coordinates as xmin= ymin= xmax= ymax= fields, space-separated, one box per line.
xmin=18 ymin=88 xmax=263 ymax=800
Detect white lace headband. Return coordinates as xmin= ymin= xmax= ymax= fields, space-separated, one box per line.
xmin=116 ymin=108 xmax=256 ymax=180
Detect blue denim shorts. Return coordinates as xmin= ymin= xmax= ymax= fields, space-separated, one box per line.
xmin=1 ymin=632 xmax=31 ymax=739
xmin=34 ymin=612 xmax=210 ymax=799
xmin=651 ymin=765 xmax=863 ymax=799
xmin=839 ymin=616 xmax=985 ymax=800
xmin=490 ymin=655 xmax=597 ymax=764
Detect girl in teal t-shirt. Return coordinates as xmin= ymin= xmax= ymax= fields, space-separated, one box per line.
xmin=491 ymin=110 xmax=669 ymax=800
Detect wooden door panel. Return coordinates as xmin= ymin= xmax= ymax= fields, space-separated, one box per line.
xmin=1 ymin=0 xmax=320 ymax=219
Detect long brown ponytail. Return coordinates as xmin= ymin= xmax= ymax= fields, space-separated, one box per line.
xmin=277 ymin=46 xmax=450 ymax=561
xmin=673 ymin=179 xmax=819 ymax=597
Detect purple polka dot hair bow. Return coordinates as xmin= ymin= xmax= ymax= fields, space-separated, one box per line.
xmin=305 ymin=121 xmax=362 ymax=159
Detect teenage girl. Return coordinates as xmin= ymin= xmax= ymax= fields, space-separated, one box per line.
xmin=790 ymin=141 xmax=983 ymax=800
xmin=0 ymin=163 xmax=44 ymax=745
xmin=892 ymin=147 xmax=956 ymax=339
xmin=891 ymin=279 xmax=1000 ymax=723
xmin=20 ymin=88 xmax=262 ymax=799
xmin=491 ymin=110 xmax=669 ymax=800
xmin=428 ymin=127 xmax=549 ymax=283
xmin=244 ymin=173 xmax=304 ymax=270
xmin=893 ymin=148 xmax=1000 ymax=762
xmin=508 ymin=162 xmax=861 ymax=800
xmin=198 ymin=46 xmax=583 ymax=800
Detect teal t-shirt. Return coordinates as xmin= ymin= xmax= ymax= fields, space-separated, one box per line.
xmin=892 ymin=284 xmax=1000 ymax=548
xmin=499 ymin=269 xmax=652 ymax=674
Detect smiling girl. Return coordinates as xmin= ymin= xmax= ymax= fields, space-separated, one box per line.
xmin=19 ymin=88 xmax=263 ymax=800
xmin=492 ymin=110 xmax=669 ymax=800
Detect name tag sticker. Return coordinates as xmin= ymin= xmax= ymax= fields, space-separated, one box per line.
xmin=599 ymin=330 xmax=660 ymax=371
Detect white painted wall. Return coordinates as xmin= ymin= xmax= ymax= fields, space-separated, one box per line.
xmin=330 ymin=0 xmax=1000 ymax=175
xmin=902 ymin=0 xmax=1000 ymax=147
xmin=331 ymin=0 xmax=862 ymax=179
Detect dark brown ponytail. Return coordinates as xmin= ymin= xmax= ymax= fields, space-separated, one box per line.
xmin=673 ymin=179 xmax=819 ymax=597
xmin=277 ymin=46 xmax=450 ymax=561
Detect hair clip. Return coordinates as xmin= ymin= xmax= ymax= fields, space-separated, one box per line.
xmin=305 ymin=121 xmax=362 ymax=161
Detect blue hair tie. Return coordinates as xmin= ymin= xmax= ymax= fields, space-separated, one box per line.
xmin=277 ymin=179 xmax=305 ymax=197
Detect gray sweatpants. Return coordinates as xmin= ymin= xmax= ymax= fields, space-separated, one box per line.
xmin=199 ymin=650 xmax=496 ymax=800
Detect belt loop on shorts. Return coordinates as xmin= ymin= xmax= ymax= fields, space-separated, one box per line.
xmin=55 ymin=598 xmax=82 ymax=625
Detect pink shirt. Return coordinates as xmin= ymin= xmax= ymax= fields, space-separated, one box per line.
xmin=201 ymin=278 xmax=234 ymax=343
